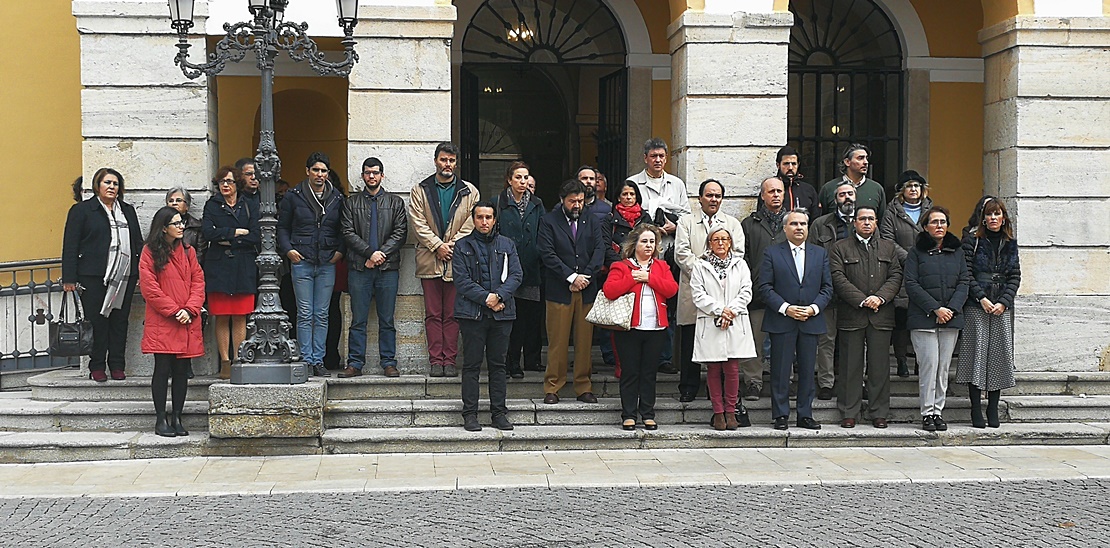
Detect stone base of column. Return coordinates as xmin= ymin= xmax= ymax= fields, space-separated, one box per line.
xmin=208 ymin=380 xmax=326 ymax=438
xmin=231 ymin=361 xmax=309 ymax=385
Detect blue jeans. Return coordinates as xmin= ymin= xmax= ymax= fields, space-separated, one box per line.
xmin=347 ymin=268 xmax=399 ymax=371
xmin=291 ymin=261 xmax=336 ymax=366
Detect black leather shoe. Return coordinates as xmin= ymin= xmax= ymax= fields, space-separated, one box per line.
xmin=932 ymin=415 xmax=948 ymax=431
xmin=817 ymin=387 xmax=834 ymax=400
xmin=797 ymin=417 xmax=821 ymax=430
xmin=171 ymin=412 xmax=189 ymax=436
xmin=154 ymin=412 xmax=175 ymax=437
xmin=491 ymin=415 xmax=514 ymax=431
xmin=679 ymin=392 xmax=696 ymax=403
xmin=312 ymin=364 xmax=331 ymax=377
xmin=463 ymin=415 xmax=482 ymax=432
xmin=658 ymin=362 xmax=678 ymax=375
xmin=773 ymin=416 xmax=789 ymax=430
xmin=576 ymin=392 xmax=598 ymax=404
xmin=896 ymin=358 xmax=909 ymax=378
xmin=922 ymin=415 xmax=936 ymax=432
xmin=508 ymin=368 xmax=525 ymax=379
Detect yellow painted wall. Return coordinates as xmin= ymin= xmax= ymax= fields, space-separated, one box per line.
xmin=910 ymin=0 xmax=982 ymax=57
xmin=981 ymin=0 xmax=1029 ymax=28
xmin=635 ymin=0 xmax=673 ymax=54
xmin=216 ymin=76 xmax=349 ymax=192
xmin=0 ymin=3 xmax=82 ymax=262
xmin=651 ymin=81 xmax=673 ymax=153
xmin=928 ymin=82 xmax=984 ymax=228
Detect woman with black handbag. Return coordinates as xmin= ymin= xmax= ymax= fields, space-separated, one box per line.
xmin=140 ymin=206 xmax=206 ymax=437
xmin=601 ymin=224 xmax=678 ymax=431
xmin=61 ymin=168 xmax=143 ymax=382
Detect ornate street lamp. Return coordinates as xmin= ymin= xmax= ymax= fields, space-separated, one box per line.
xmin=168 ymin=0 xmax=359 ymax=384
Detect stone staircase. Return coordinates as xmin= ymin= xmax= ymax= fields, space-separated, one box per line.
xmin=2 ymin=363 xmax=1110 ymax=462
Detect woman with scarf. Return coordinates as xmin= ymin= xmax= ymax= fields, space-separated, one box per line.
xmin=956 ymin=196 xmax=1021 ymax=428
xmin=202 ymin=166 xmax=260 ymax=379
xmin=140 ymin=206 xmax=205 ymax=436
xmin=602 ymin=224 xmax=678 ymax=431
xmin=607 ymin=181 xmax=653 ymax=265
xmin=495 ymin=161 xmax=546 ymax=378
xmin=880 ymin=170 xmax=933 ymax=377
xmin=61 ymin=168 xmax=143 ymax=382
xmin=690 ymin=227 xmax=757 ymax=430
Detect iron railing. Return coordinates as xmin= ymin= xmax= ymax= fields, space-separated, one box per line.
xmin=0 ymin=259 xmax=80 ymax=373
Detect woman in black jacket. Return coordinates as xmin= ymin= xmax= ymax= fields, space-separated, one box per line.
xmin=61 ymin=168 xmax=143 ymax=382
xmin=606 ymin=181 xmax=654 ymax=265
xmin=495 ymin=161 xmax=545 ymax=378
xmin=201 ymin=166 xmax=260 ymax=379
xmin=904 ymin=205 xmax=970 ymax=432
xmin=956 ymin=197 xmax=1021 ymax=428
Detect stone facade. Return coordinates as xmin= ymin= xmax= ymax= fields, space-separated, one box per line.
xmin=981 ymin=16 xmax=1110 ymax=372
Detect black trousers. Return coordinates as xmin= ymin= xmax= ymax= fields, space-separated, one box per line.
xmin=676 ymin=323 xmax=699 ymax=396
xmin=152 ymin=354 xmax=190 ymax=415
xmin=506 ymin=297 xmax=544 ymax=371
xmin=77 ymin=276 xmax=135 ymax=373
xmin=613 ymin=328 xmax=665 ymax=421
xmin=324 ymin=291 xmax=345 ymax=369
xmin=460 ymin=316 xmax=513 ymax=418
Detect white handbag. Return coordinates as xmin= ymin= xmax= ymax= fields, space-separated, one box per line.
xmin=586 ymin=291 xmax=636 ymax=331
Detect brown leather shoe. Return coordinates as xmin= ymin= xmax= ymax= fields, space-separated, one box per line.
xmin=382 ymin=366 xmax=400 ymax=377
xmin=724 ymin=413 xmax=739 ymax=431
xmin=711 ymin=413 xmax=726 ymax=431
xmin=840 ymin=418 xmax=856 ymax=428
xmin=576 ymin=392 xmax=598 ymax=404
xmin=337 ymin=366 xmax=362 ymax=378
xmin=872 ymin=418 xmax=888 ymax=429
xmin=543 ymin=393 xmax=559 ymax=404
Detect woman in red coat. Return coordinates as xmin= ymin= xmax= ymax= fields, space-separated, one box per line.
xmin=602 ymin=224 xmax=679 ymax=431
xmin=140 ymin=206 xmax=206 ymax=437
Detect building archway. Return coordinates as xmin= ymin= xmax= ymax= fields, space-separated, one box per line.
xmin=455 ymin=0 xmax=630 ymax=206
xmin=787 ymin=0 xmax=906 ymax=194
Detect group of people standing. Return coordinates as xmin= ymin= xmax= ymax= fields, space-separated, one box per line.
xmin=61 ymin=138 xmax=1019 ymax=436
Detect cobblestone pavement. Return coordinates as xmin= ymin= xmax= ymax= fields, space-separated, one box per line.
xmin=2 ymin=479 xmax=1106 ymax=547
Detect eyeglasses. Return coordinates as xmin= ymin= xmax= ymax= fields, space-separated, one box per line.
xmin=363 ymin=170 xmax=382 ymax=177
xmin=219 ymin=179 xmax=235 ymax=186
xmin=710 ymin=238 xmax=732 ymax=244
xmin=167 ymin=220 xmax=186 ymax=228
xmin=167 ymin=198 xmax=186 ymax=204
xmin=927 ymin=219 xmax=949 ymax=226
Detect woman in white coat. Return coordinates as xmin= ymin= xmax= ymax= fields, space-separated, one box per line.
xmin=690 ymin=227 xmax=758 ymax=430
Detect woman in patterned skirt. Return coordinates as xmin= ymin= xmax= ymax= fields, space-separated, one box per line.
xmin=956 ymin=196 xmax=1021 ymax=428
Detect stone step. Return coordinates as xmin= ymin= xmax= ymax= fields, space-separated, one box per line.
xmin=27 ymin=369 xmax=1110 ymax=403
xmin=4 ymin=422 xmax=1109 ymax=463
xmin=0 ymin=395 xmax=210 ymax=432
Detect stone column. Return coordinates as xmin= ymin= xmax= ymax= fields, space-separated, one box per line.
xmin=981 ymin=16 xmax=1110 ymax=372
xmin=73 ymin=0 xmax=219 ymax=376
xmin=667 ymin=9 xmax=792 ymax=217
xmin=347 ymin=3 xmax=455 ymax=373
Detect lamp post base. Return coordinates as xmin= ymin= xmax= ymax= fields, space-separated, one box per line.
xmin=231 ymin=361 xmax=308 ymax=384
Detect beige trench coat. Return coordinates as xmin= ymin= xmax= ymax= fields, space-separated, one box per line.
xmin=689 ymin=255 xmax=758 ymax=363
xmin=674 ymin=211 xmax=744 ymax=325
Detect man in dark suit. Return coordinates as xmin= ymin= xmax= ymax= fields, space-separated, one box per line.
xmin=537 ymin=180 xmax=607 ymax=404
xmin=759 ymin=209 xmax=834 ymax=430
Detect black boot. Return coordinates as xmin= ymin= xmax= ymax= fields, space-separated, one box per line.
xmin=968 ymin=384 xmax=986 ymax=428
xmin=897 ymin=358 xmax=909 ymax=378
xmin=986 ymin=390 xmax=1001 ymax=428
xmin=171 ymin=412 xmax=189 ymax=436
xmin=155 ymin=411 xmax=175 ymax=437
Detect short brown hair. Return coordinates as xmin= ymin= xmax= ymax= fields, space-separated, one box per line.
xmin=211 ymin=166 xmax=243 ymax=193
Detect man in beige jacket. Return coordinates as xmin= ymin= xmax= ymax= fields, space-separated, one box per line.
xmin=408 ymin=142 xmax=479 ymax=377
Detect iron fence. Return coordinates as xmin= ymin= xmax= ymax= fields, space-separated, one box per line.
xmin=0 ymin=259 xmax=80 ymax=373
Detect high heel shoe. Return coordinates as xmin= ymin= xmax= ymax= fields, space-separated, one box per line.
xmin=621 ymin=419 xmax=636 ymax=431
xmin=711 ymin=413 xmax=726 ymax=431
xmin=218 ymin=359 xmax=231 ymax=380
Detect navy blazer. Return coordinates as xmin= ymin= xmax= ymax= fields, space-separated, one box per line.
xmin=759 ymin=241 xmax=834 ymax=335
xmin=536 ymin=207 xmax=606 ymax=305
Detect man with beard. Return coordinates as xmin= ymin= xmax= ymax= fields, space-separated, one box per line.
xmin=775 ymin=146 xmax=818 ymax=213
xmin=808 ymin=181 xmax=858 ymax=400
xmin=818 ymin=143 xmax=887 ymax=220
xmin=408 ymin=142 xmax=479 ymax=377
xmin=577 ymin=164 xmax=618 ymax=366
xmin=739 ymin=177 xmax=789 ymax=401
xmin=537 ymin=180 xmax=607 ymax=404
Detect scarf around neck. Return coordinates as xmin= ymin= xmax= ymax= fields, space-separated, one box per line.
xmin=705 ymin=252 xmax=732 ymax=280
xmin=614 ymin=202 xmax=643 ymax=227
xmin=759 ymin=204 xmax=788 ymax=234
xmin=99 ymin=199 xmax=132 ymax=317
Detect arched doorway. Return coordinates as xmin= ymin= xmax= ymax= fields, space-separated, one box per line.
xmin=788 ymin=0 xmax=905 ymax=195
xmin=460 ymin=0 xmax=627 ymax=205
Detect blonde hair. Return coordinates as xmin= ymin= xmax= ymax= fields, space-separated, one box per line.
xmin=620 ymin=224 xmax=664 ymax=260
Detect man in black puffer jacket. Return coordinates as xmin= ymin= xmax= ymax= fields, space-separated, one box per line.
xmin=277 ymin=151 xmax=346 ymax=377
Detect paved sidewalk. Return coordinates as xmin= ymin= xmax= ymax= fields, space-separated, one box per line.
xmin=2 ymin=445 xmax=1109 ymax=498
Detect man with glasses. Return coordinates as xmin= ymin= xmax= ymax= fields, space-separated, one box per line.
xmin=338 ymin=157 xmax=409 ymax=378
xmin=829 ymin=206 xmax=902 ymax=429
xmin=818 ymin=143 xmax=887 ymax=220
xmin=277 ymin=151 xmax=346 ymax=377
xmin=235 ymin=157 xmax=260 ymax=210
xmin=674 ymin=179 xmax=744 ymax=407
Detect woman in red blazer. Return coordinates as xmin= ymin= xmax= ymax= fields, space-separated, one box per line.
xmin=602 ymin=224 xmax=678 ymax=431
xmin=139 ymin=206 xmax=206 ymax=438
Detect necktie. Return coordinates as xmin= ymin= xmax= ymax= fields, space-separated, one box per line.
xmin=571 ymin=220 xmax=578 ymax=240
xmin=368 ymin=194 xmax=379 ymax=253
xmin=793 ymin=246 xmax=804 ymax=281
